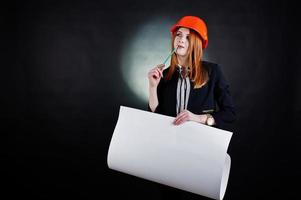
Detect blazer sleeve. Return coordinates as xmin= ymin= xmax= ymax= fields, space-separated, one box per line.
xmin=211 ymin=65 xmax=236 ymax=127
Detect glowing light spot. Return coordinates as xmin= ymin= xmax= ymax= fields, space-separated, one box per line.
xmin=121 ymin=17 xmax=173 ymax=103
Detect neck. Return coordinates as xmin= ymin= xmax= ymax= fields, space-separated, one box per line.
xmin=177 ymin=55 xmax=189 ymax=67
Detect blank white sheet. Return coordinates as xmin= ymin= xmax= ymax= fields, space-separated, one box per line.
xmin=107 ymin=106 xmax=232 ymax=200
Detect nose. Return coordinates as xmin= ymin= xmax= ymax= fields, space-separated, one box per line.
xmin=179 ymin=36 xmax=186 ymax=44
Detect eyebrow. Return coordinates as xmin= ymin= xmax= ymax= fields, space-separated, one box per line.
xmin=176 ymin=30 xmax=190 ymax=35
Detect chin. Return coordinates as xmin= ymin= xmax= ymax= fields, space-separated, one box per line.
xmin=177 ymin=51 xmax=188 ymax=57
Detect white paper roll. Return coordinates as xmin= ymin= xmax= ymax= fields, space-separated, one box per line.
xmin=107 ymin=106 xmax=232 ymax=200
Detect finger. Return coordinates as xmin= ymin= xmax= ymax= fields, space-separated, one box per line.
xmin=174 ymin=111 xmax=186 ymax=121
xmin=174 ymin=112 xmax=188 ymax=125
xmin=157 ymin=64 xmax=165 ymax=69
xmin=174 ymin=110 xmax=191 ymax=125
xmin=149 ymin=70 xmax=160 ymax=79
xmin=175 ymin=114 xmax=188 ymax=125
xmin=154 ymin=71 xmax=161 ymax=79
xmin=156 ymin=68 xmax=163 ymax=78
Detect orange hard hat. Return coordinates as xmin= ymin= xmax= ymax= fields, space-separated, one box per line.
xmin=170 ymin=16 xmax=208 ymax=49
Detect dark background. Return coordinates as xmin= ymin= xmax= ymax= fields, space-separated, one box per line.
xmin=5 ymin=0 xmax=300 ymax=199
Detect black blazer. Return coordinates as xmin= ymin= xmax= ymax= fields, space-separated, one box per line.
xmin=149 ymin=61 xmax=236 ymax=129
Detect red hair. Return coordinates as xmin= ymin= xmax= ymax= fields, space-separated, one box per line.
xmin=165 ymin=28 xmax=208 ymax=89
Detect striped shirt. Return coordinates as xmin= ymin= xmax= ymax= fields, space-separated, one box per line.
xmin=176 ymin=65 xmax=191 ymax=115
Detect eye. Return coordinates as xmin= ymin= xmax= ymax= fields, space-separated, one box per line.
xmin=176 ymin=33 xmax=181 ymax=37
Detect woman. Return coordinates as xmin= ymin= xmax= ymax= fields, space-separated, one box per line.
xmin=148 ymin=16 xmax=236 ymax=129
xmin=148 ymin=15 xmax=236 ymax=200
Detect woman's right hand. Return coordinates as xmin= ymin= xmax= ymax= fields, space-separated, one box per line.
xmin=148 ymin=64 xmax=164 ymax=88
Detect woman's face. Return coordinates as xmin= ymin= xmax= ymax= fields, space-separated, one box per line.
xmin=174 ymin=27 xmax=190 ymax=58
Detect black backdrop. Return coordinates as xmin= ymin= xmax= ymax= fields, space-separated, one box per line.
xmin=6 ymin=0 xmax=300 ymax=199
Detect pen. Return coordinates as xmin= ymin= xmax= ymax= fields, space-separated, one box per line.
xmin=159 ymin=46 xmax=178 ymax=70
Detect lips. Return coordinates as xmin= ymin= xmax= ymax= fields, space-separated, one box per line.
xmin=177 ymin=45 xmax=184 ymax=49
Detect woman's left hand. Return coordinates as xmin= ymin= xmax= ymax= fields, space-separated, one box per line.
xmin=173 ymin=110 xmax=207 ymax=125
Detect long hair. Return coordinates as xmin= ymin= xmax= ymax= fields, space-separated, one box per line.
xmin=165 ymin=28 xmax=208 ymax=89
